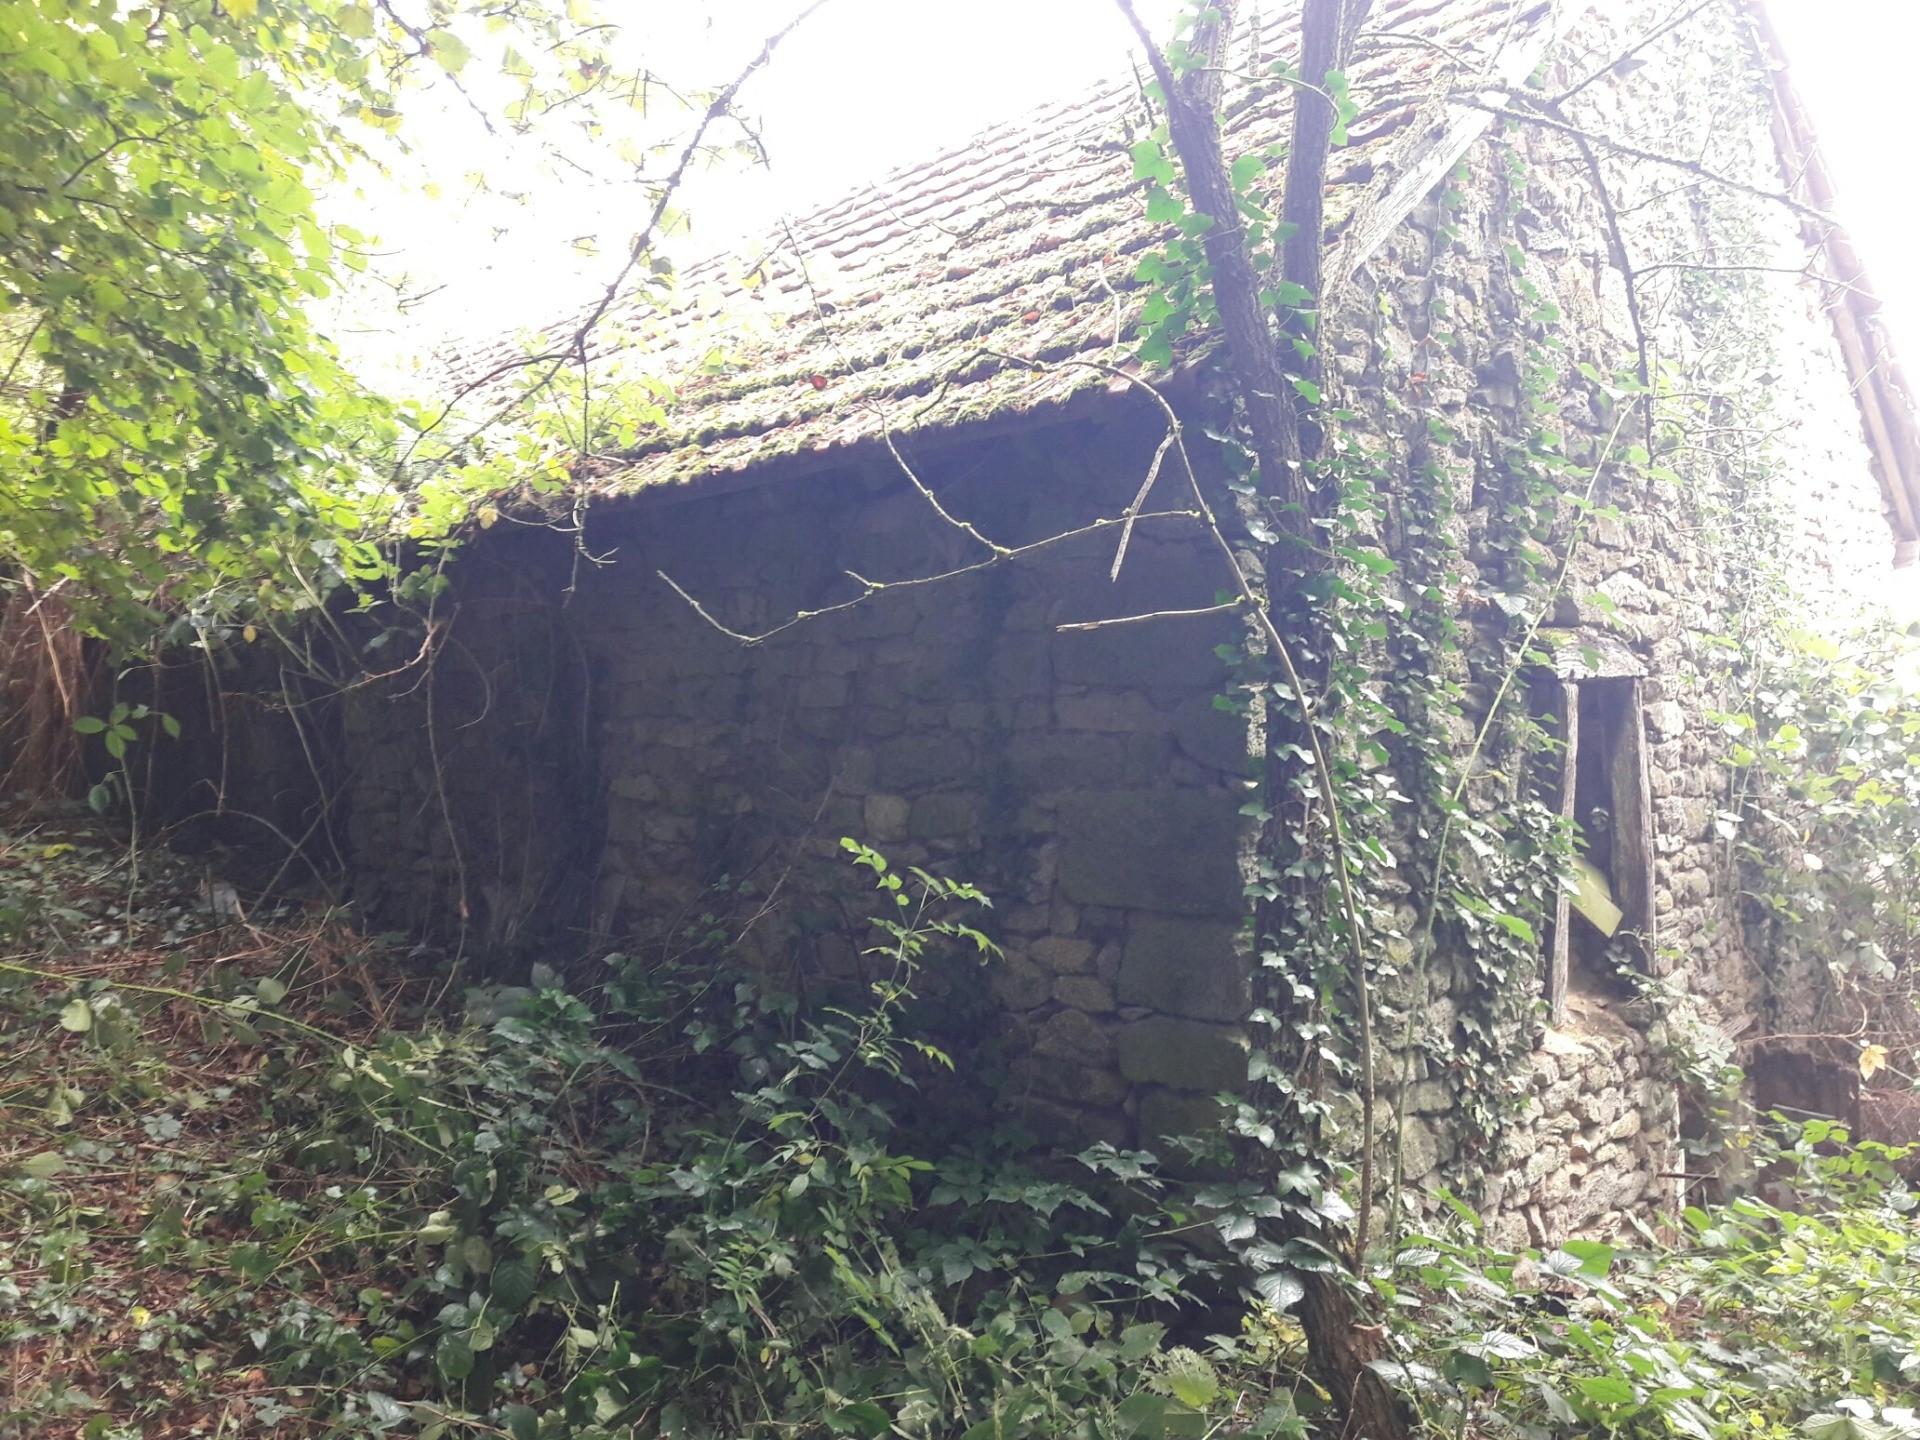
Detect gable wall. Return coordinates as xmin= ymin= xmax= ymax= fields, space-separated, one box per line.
xmin=1317 ymin=0 xmax=1894 ymax=1244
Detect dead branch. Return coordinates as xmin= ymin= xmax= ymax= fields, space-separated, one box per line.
xmin=657 ymin=507 xmax=1202 ymax=647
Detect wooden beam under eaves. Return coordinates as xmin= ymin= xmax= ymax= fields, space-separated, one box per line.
xmin=1743 ymin=0 xmax=1920 ymax=566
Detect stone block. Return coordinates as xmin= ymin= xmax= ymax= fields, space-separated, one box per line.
xmin=1031 ymin=936 xmax=1096 ymax=974
xmin=1033 ymin=1008 xmax=1115 ymax=1068
xmin=1058 ymin=791 xmax=1246 ymax=918
xmin=988 ymin=637 xmax=1053 ymax=698
xmin=1399 ymin=1116 xmax=1442 ymax=1182
xmin=990 ymin=956 xmax=1053 ymax=1011
xmin=1645 ymin=699 xmax=1686 ymax=741
xmin=1005 ymin=733 xmax=1129 ymax=791
xmin=1172 ymin=694 xmax=1251 ymax=773
xmin=1053 ymin=623 xmax=1232 ymax=690
xmin=875 ymin=734 xmax=975 ymax=789
xmin=610 ymin=771 xmax=660 ymax=803
xmin=1117 ymin=917 xmax=1250 ymax=1021
xmin=1004 ymin=905 xmax=1052 ymax=936
xmin=1138 ymin=1087 xmax=1231 ymax=1154
xmin=1055 ymin=690 xmax=1169 ymax=733
xmin=1009 ymin=1095 xmax=1131 ymax=1149
xmin=1053 ymin=975 xmax=1118 ymax=1013
xmin=1011 ymin=1056 xmax=1131 ymax=1107
xmin=863 ymin=794 xmax=910 ymax=842
xmin=796 ymin=675 xmax=850 ymax=709
xmin=908 ymin=792 xmax=982 ymax=839
xmin=1116 ymin=1017 xmax=1247 ymax=1091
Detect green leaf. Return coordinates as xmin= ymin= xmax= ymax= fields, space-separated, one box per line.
xmin=1539 ymin=1383 xmax=1579 ymax=1425
xmin=502 ymin=1405 xmax=540 ymax=1440
xmin=59 ymin=999 xmax=93 ymax=1033
xmin=1253 ymin=1269 xmax=1305 ymax=1310
xmin=490 ymin=1256 xmax=538 ymax=1312
xmin=1166 ymin=1371 xmax=1219 ymax=1409
xmin=460 ymin=1234 xmax=494 ymax=1274
xmin=72 ymin=716 xmax=107 ymax=734
xmin=1443 ymin=1351 xmax=1495 ymax=1390
xmin=1490 ymin=912 xmax=1535 ymax=943
xmin=1115 ymin=1392 xmax=1169 ymax=1440
xmin=19 ymin=1152 xmax=67 ymax=1180
xmin=1575 ymin=1375 xmax=1637 ymax=1407
xmin=1556 ymin=1238 xmax=1615 ymax=1277
xmin=255 ymin=977 xmax=288 ymax=1005
xmin=824 ymin=1401 xmax=890 ymax=1438
xmin=436 ymin=1332 xmax=474 ymax=1382
xmin=427 ymin=30 xmax=471 ymax=73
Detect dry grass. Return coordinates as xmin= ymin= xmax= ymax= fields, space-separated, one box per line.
xmin=0 ymin=806 xmax=426 ymax=1438
xmin=0 ymin=586 xmax=88 ymax=801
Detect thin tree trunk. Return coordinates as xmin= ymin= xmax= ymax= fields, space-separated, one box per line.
xmin=1115 ymin=3 xmax=1407 ymax=1436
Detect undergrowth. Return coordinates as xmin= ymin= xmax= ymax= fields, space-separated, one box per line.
xmin=2 ymin=817 xmax=1917 ymax=1440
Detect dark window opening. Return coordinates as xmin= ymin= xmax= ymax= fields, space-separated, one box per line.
xmin=1532 ymin=674 xmax=1656 ymax=1025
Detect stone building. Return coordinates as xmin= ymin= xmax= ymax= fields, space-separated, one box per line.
xmin=191 ymin=0 xmax=1914 ymax=1245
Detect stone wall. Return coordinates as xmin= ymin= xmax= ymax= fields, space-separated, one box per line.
xmin=1307 ymin=1 xmax=1893 ymax=1240
xmin=337 ymin=403 xmax=1271 ymax=1147
xmin=200 ymin=5 xmax=1897 ymax=1247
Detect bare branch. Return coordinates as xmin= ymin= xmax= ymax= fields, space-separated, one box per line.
xmin=1057 ymin=600 xmax=1246 ymax=631
xmin=1460 ymin=95 xmax=1838 ymax=229
xmin=657 ymin=508 xmax=1202 ymax=647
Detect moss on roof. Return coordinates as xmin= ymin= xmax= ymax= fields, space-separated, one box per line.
xmin=458 ymin=0 xmax=1561 ymax=498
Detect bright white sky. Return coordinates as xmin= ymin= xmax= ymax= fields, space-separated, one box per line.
xmin=343 ymin=0 xmax=1919 ymax=387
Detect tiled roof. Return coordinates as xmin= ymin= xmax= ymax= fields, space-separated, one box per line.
xmin=465 ymin=0 xmax=1561 ymax=496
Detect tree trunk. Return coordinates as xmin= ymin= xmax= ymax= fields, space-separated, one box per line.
xmin=1299 ymin=1271 xmax=1408 ymax=1439
xmin=1117 ymin=3 xmax=1407 ymax=1437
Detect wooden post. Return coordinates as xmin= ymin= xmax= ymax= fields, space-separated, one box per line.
xmin=1550 ymin=681 xmax=1578 ymax=1025
xmin=1607 ymin=679 xmax=1660 ymax=974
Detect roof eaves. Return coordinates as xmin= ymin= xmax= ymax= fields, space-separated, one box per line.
xmin=1744 ymin=0 xmax=1920 ymax=565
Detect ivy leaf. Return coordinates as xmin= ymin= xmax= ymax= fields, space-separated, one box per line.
xmin=1490 ymin=912 xmax=1535 ymax=944
xmin=1252 ymin=1269 xmax=1305 ymax=1310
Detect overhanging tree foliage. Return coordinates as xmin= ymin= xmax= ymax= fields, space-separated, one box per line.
xmin=0 ymin=0 xmax=764 ymax=648
xmin=0 ymin=0 xmax=389 ymax=645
